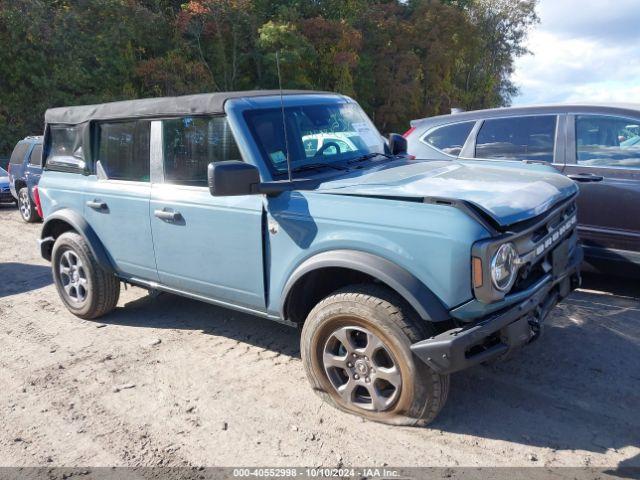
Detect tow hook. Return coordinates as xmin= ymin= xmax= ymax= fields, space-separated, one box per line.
xmin=528 ymin=311 xmax=542 ymax=342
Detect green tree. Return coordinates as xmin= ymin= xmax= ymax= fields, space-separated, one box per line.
xmin=0 ymin=0 xmax=539 ymax=153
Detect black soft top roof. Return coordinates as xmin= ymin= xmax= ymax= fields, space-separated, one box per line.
xmin=45 ymin=90 xmax=325 ymax=125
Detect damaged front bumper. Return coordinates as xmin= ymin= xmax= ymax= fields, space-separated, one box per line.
xmin=410 ymin=244 xmax=582 ymax=375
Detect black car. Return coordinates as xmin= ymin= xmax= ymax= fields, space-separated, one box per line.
xmin=405 ymin=104 xmax=640 ymax=277
xmin=7 ymin=136 xmax=43 ymax=222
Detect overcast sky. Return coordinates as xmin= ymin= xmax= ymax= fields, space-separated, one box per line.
xmin=511 ymin=0 xmax=640 ymax=105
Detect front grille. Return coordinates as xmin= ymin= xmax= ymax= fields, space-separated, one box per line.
xmin=510 ymin=201 xmax=578 ymax=294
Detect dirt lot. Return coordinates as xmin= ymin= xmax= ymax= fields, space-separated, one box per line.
xmin=0 ymin=203 xmax=638 ymax=468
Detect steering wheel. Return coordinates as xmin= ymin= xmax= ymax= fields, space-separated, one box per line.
xmin=314 ymin=141 xmax=341 ymax=157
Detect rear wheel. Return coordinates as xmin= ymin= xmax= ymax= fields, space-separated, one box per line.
xmin=51 ymin=232 xmax=120 ymax=319
xmin=301 ymin=284 xmax=449 ymax=426
xmin=18 ymin=187 xmax=39 ymax=223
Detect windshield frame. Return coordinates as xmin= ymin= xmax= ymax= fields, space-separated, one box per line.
xmin=243 ymin=102 xmax=386 ymax=179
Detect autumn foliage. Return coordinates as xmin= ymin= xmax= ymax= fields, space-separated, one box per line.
xmin=0 ymin=0 xmax=537 ymax=154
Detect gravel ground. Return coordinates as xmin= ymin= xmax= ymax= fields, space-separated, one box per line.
xmin=0 ymin=203 xmax=638 ymax=468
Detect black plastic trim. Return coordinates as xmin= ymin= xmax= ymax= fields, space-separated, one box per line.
xmin=411 ymin=249 xmax=582 ymax=374
xmin=280 ymin=249 xmax=450 ymax=323
xmin=40 ymin=209 xmax=115 ymax=272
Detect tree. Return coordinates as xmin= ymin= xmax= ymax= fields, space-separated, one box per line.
xmin=0 ymin=0 xmax=539 ymax=153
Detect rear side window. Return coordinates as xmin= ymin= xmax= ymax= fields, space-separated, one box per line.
xmin=96 ymin=121 xmax=150 ymax=182
xmin=422 ymin=122 xmax=475 ymax=156
xmin=9 ymin=143 xmax=29 ymax=165
xmin=162 ymin=116 xmax=241 ymax=186
xmin=575 ymin=115 xmax=640 ymax=168
xmin=47 ymin=125 xmax=86 ymax=172
xmin=475 ymin=115 xmax=557 ymax=162
xmin=28 ymin=145 xmax=42 ymax=167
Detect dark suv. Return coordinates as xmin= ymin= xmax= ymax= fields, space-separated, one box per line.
xmin=8 ymin=136 xmax=43 ymax=222
xmin=406 ymin=105 xmax=640 ymax=276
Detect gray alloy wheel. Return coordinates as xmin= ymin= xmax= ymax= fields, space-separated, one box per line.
xmin=51 ymin=231 xmax=120 ymax=319
xmin=322 ymin=325 xmax=402 ymax=412
xmin=18 ymin=188 xmax=31 ymax=220
xmin=58 ymin=250 xmax=89 ymax=304
xmin=17 ymin=187 xmax=39 ymax=223
xmin=301 ymin=284 xmax=449 ymax=426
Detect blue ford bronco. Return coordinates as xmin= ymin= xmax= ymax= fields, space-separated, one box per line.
xmin=38 ymin=91 xmax=582 ymax=425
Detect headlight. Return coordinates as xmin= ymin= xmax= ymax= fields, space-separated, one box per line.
xmin=490 ymin=242 xmax=519 ymax=292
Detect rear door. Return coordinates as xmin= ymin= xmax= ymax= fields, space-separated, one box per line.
xmin=8 ymin=142 xmax=30 ymax=196
xmin=26 ymin=143 xmax=43 ymax=191
xmin=564 ymin=113 xmax=640 ymax=257
xmin=83 ymin=120 xmax=158 ymax=281
xmin=149 ymin=116 xmax=265 ymax=312
xmin=468 ymin=114 xmax=564 ymax=167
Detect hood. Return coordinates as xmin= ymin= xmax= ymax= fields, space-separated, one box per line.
xmin=315 ymin=160 xmax=577 ymax=228
xmin=0 ymin=175 xmax=9 ymax=188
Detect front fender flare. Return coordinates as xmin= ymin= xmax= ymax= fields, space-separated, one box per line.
xmin=40 ymin=209 xmax=114 ymax=273
xmin=280 ymin=250 xmax=450 ymax=323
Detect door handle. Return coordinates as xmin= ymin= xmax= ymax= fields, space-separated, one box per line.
xmin=86 ymin=199 xmax=108 ymax=210
xmin=154 ymin=209 xmax=182 ymax=221
xmin=567 ymin=173 xmax=603 ymax=183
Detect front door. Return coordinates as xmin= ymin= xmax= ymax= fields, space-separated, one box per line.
xmin=149 ymin=117 xmax=266 ymax=312
xmin=84 ymin=120 xmax=158 ymax=282
xmin=564 ymin=113 xmax=640 ymax=261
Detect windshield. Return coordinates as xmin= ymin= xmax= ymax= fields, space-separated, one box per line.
xmin=0 ymin=166 xmax=7 ymax=176
xmin=244 ymin=102 xmax=386 ymax=177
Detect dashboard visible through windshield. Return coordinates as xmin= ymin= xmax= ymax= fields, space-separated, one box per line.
xmin=244 ymin=102 xmax=386 ymax=177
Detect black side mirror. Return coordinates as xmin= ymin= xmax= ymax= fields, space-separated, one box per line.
xmin=388 ymin=133 xmax=408 ymax=155
xmin=208 ymin=161 xmax=261 ymax=196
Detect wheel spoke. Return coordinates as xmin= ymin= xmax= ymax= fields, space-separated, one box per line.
xmin=373 ymin=365 xmax=402 ymax=388
xmin=59 ymin=266 xmax=71 ymax=276
xmin=323 ymin=351 xmax=347 ymax=369
xmin=63 ymin=283 xmax=73 ymax=295
xmin=367 ymin=384 xmax=390 ymax=411
xmin=337 ymin=378 xmax=356 ymax=402
xmin=331 ymin=327 xmax=354 ymax=355
xmin=364 ymin=331 xmax=384 ymax=358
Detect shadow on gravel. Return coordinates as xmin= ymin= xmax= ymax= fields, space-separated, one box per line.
xmin=0 ymin=262 xmax=52 ymax=298
xmin=432 ymin=280 xmax=640 ymax=455
xmin=581 ymin=272 xmax=640 ymax=298
xmin=95 ymin=275 xmax=639 ymax=455
xmin=103 ymin=292 xmax=302 ymax=358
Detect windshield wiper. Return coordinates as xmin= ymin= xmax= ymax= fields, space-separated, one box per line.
xmin=347 ymin=152 xmax=393 ymax=164
xmin=291 ymin=163 xmax=347 ymax=173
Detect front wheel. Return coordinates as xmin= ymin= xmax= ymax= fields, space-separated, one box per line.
xmin=51 ymin=232 xmax=120 ymax=319
xmin=18 ymin=187 xmax=39 ymax=223
xmin=301 ymin=284 xmax=449 ymax=426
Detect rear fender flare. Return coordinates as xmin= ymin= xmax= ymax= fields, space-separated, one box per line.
xmin=40 ymin=209 xmax=114 ymax=273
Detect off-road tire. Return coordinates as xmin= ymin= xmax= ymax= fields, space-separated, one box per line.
xmin=18 ymin=187 xmax=39 ymax=223
xmin=51 ymin=232 xmax=120 ymax=319
xmin=301 ymin=283 xmax=449 ymax=426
